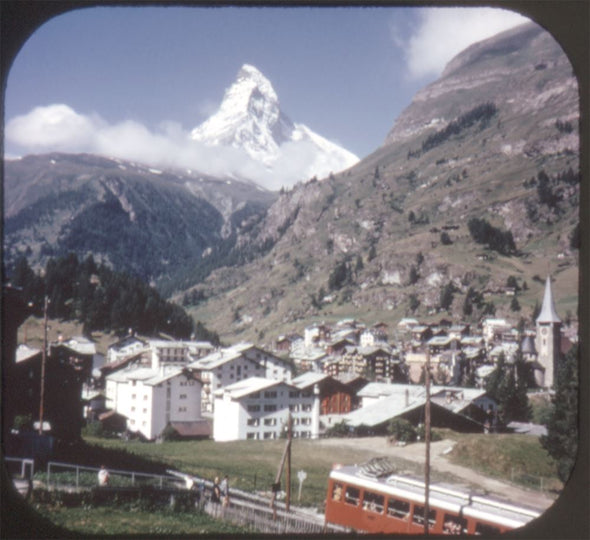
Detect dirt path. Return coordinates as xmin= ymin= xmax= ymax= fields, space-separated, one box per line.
xmin=316 ymin=437 xmax=557 ymax=512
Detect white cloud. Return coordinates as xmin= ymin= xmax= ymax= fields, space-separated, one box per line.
xmin=4 ymin=103 xmax=314 ymax=190
xmin=398 ymin=7 xmax=531 ymax=80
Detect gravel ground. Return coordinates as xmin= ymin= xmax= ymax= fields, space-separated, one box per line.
xmin=316 ymin=437 xmax=557 ymax=513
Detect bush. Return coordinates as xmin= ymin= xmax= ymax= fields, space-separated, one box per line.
xmin=387 ymin=418 xmax=417 ymax=443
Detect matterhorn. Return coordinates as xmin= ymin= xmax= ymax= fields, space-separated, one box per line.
xmin=191 ymin=64 xmax=359 ymax=190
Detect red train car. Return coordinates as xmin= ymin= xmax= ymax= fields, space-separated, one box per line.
xmin=325 ymin=458 xmax=540 ymax=535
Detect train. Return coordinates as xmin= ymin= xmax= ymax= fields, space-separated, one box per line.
xmin=324 ymin=457 xmax=541 ymax=535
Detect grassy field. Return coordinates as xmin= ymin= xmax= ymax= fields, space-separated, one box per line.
xmin=83 ymin=436 xmax=409 ymax=508
xmin=31 ymin=503 xmax=248 ymax=536
xmin=83 ymin=432 xmax=561 ymax=505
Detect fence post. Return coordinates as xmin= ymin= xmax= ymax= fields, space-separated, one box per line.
xmin=76 ymin=466 xmax=80 ymax=489
xmin=132 ymin=472 xmax=135 ymax=486
xmin=47 ymin=462 xmax=51 ymax=489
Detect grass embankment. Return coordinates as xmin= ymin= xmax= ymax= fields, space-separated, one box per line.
xmin=440 ymin=430 xmax=562 ymax=492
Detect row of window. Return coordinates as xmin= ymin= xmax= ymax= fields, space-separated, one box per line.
xmin=246 ymin=417 xmax=312 ymax=427
xmin=332 ymin=483 xmax=500 ymax=535
xmin=246 ymin=431 xmax=313 ymax=440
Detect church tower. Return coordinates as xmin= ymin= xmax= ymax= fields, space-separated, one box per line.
xmin=535 ymin=276 xmax=562 ymax=388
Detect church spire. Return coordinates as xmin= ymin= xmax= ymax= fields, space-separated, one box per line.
xmin=536 ymin=275 xmax=561 ymax=324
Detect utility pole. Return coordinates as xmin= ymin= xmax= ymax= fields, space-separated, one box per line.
xmin=38 ymin=295 xmax=49 ymax=435
xmin=424 ymin=347 xmax=431 ymax=535
xmin=270 ymin=413 xmax=293 ymax=518
xmin=286 ymin=413 xmax=292 ymax=512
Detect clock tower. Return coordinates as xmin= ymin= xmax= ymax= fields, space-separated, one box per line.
xmin=535 ymin=275 xmax=562 ymax=388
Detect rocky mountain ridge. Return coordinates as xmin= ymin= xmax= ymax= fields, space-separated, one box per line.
xmin=3 ymin=152 xmax=277 ymax=288
xmin=184 ymin=22 xmax=579 ymax=344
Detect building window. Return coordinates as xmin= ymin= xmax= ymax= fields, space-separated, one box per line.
xmin=264 ymin=404 xmax=277 ymax=412
xmin=179 ymin=394 xmax=187 ymax=399
xmin=248 ymin=405 xmax=260 ymax=412
xmin=264 ymin=390 xmax=277 ymax=398
xmin=247 ymin=418 xmax=259 ymax=426
xmin=264 ymin=418 xmax=277 ymax=426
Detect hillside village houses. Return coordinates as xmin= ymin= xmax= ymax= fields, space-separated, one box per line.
xmin=5 ymin=274 xmax=575 ymax=444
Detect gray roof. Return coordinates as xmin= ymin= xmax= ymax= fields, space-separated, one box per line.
xmin=536 ymin=276 xmax=561 ymax=324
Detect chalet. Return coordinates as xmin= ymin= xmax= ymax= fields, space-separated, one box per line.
xmin=7 ymin=339 xmax=94 ymax=440
xmin=338 ymin=383 xmax=494 ymax=434
xmin=212 ymin=377 xmax=319 ymax=441
xmin=292 ymin=372 xmax=355 ymax=415
xmin=410 ymin=325 xmax=433 ymax=343
xmin=326 ymin=337 xmax=356 ymax=356
xmin=190 ymin=343 xmax=293 ymax=413
xmin=426 ymin=335 xmax=457 ymax=354
xmin=275 ymin=333 xmax=302 ymax=352
xmin=397 ymin=318 xmax=419 ymax=331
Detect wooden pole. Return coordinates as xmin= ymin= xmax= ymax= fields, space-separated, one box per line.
xmin=424 ymin=348 xmax=431 ymax=535
xmin=270 ymin=413 xmax=292 ymax=518
xmin=286 ymin=414 xmax=292 ymax=512
xmin=38 ymin=295 xmax=48 ymax=435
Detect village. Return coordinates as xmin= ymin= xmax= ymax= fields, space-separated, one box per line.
xmin=3 ymin=275 xmax=575 ymax=450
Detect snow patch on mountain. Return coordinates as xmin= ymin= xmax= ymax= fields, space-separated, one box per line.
xmin=191 ymin=64 xmax=358 ymax=190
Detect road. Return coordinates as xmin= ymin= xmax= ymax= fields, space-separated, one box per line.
xmin=315 ymin=437 xmax=557 ymax=513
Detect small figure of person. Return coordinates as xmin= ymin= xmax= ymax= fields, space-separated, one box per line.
xmin=98 ymin=465 xmax=109 ymax=486
xmin=211 ymin=476 xmax=221 ymax=504
xmin=220 ymin=474 xmax=229 ymax=507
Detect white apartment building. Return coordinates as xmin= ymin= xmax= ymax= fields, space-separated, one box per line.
xmin=146 ymin=339 xmax=214 ymax=369
xmin=107 ymin=336 xmax=213 ymax=367
xmin=190 ymin=343 xmax=293 ymax=413
xmin=212 ymin=377 xmax=319 ymax=442
xmin=105 ymin=366 xmax=202 ymax=440
xmin=107 ymin=335 xmax=149 ymax=364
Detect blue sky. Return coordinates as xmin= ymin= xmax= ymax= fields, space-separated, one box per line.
xmin=4 ymin=5 xmax=530 ymax=173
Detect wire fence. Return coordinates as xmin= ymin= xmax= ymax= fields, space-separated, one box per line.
xmin=510 ymin=467 xmax=556 ymax=492
xmin=41 ymin=461 xmax=179 ymax=491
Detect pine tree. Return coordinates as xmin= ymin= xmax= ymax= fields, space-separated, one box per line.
xmin=541 ymin=345 xmax=578 ymax=482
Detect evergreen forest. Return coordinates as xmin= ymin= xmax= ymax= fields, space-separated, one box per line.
xmin=8 ymin=253 xmax=219 ymax=344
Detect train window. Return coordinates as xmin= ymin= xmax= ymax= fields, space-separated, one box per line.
xmin=387 ymin=498 xmax=410 ymax=520
xmin=362 ymin=491 xmax=384 ymax=514
xmin=332 ymin=482 xmax=343 ymax=502
xmin=344 ymin=486 xmax=360 ymax=506
xmin=412 ymin=505 xmax=437 ymax=527
xmin=475 ymin=522 xmax=501 ymax=535
xmin=443 ymin=513 xmax=467 ymax=535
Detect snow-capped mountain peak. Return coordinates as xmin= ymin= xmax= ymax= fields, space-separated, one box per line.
xmin=190 ymin=64 xmax=358 ymax=188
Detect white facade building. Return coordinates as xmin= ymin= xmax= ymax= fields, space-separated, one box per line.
xmin=212 ymin=377 xmax=319 ymax=442
xmin=105 ymin=366 xmax=202 ymax=440
xmin=190 ymin=343 xmax=293 ymax=413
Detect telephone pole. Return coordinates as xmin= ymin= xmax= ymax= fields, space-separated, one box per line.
xmin=38 ymin=295 xmax=48 ymax=435
xmin=424 ymin=347 xmax=431 ymax=535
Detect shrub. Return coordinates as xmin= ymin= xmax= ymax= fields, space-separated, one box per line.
xmin=387 ymin=418 xmax=417 ymax=443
